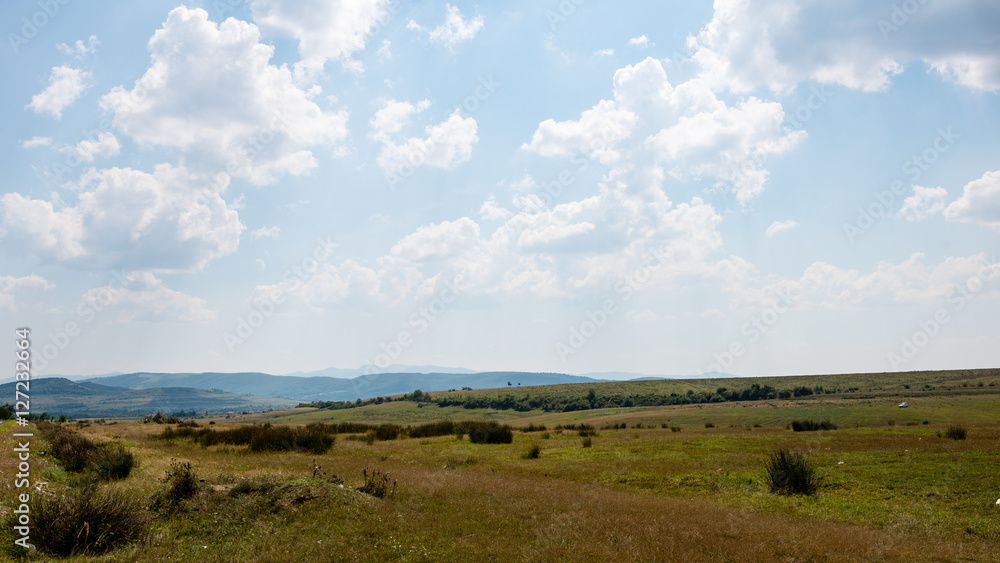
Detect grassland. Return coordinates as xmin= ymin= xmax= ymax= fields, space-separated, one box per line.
xmin=1 ymin=369 xmax=998 ymax=561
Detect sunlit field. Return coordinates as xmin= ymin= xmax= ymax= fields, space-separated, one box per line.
xmin=2 ymin=370 xmax=999 ymax=561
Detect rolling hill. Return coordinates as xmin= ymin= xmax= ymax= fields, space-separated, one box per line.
xmin=0 ymin=378 xmax=299 ymax=417
xmin=82 ymin=371 xmax=606 ymax=402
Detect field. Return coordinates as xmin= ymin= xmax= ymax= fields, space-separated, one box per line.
xmin=1 ymin=369 xmax=998 ymax=561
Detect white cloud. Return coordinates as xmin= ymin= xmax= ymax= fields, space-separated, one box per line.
xmin=628 ymin=35 xmax=653 ymax=48
xmin=57 ymin=35 xmax=99 ymax=59
xmin=372 ymin=102 xmax=478 ymax=176
xmin=27 ymin=66 xmax=92 ymax=118
xmin=0 ymin=275 xmax=54 ymax=310
xmin=944 ymin=170 xmax=1000 ymax=230
xmin=69 ymin=131 xmax=121 ymax=162
xmin=522 ymin=99 xmax=637 ymax=164
xmin=251 ymin=0 xmax=392 ymax=78
xmin=82 ymin=272 xmax=216 ymax=322
xmin=410 ymin=4 xmax=484 ymax=49
xmin=689 ymin=0 xmax=1000 ymax=94
xmin=525 ymin=57 xmax=804 ymax=203
xmin=627 ymin=309 xmax=662 ymax=322
xmin=390 ymin=218 xmax=481 ymax=262
xmin=101 ymin=7 xmax=349 ymax=185
xmin=594 ymin=48 xmax=614 ymax=57
xmin=701 ymin=308 xmax=724 ymax=319
xmin=765 ymin=219 xmax=798 ymax=237
xmin=250 ymin=226 xmax=281 ymax=240
xmin=735 ymin=253 xmax=1000 ymax=310
xmin=0 ymin=164 xmax=243 ymax=271
xmin=21 ymin=137 xmax=52 ymax=149
xmin=895 ymin=185 xmax=947 ymax=221
xmin=255 ymin=258 xmax=267 ymax=271
xmin=377 ymin=39 xmax=391 ymax=61
xmin=479 ymin=195 xmax=512 ymax=222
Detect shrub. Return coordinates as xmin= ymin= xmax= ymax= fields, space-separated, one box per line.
xmin=577 ymin=424 xmax=597 ymax=437
xmin=466 ymin=422 xmax=514 ymax=444
xmin=581 ymin=437 xmax=592 ymax=448
xmin=20 ymin=485 xmax=147 ymax=556
xmin=790 ymin=419 xmax=837 ymax=432
xmin=704 ymin=422 xmax=715 ymax=429
xmin=944 ymin=425 xmax=967 ymax=440
xmin=160 ymin=459 xmax=199 ymax=504
xmin=36 ymin=422 xmax=99 ymax=472
xmin=670 ymin=426 xmax=681 ymax=433
xmin=524 ymin=444 xmax=541 ymax=459
xmin=764 ymin=449 xmax=819 ymax=495
xmin=358 ymin=468 xmax=396 ymax=499
xmin=373 ymin=424 xmax=402 ymax=441
xmin=522 ymin=424 xmax=547 ymax=432
xmin=89 ymin=443 xmax=136 ymax=481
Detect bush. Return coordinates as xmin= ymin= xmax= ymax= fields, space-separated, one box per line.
xmin=37 ymin=422 xmax=98 ymax=472
xmin=670 ymin=426 xmax=681 ymax=432
xmin=524 ymin=444 xmax=541 ymax=459
xmin=465 ymin=421 xmax=514 ymax=444
xmin=764 ymin=449 xmax=819 ymax=495
xmin=89 ymin=443 xmax=136 ymax=481
xmin=19 ymin=485 xmax=147 ymax=556
xmin=521 ymin=424 xmax=547 ymax=432
xmin=581 ymin=437 xmax=592 ymax=448
xmin=790 ymin=419 xmax=837 ymax=432
xmin=944 ymin=425 xmax=967 ymax=440
xmin=576 ymin=424 xmax=597 ymax=437
xmin=704 ymin=422 xmax=715 ymax=428
xmin=160 ymin=459 xmax=199 ymax=504
xmin=358 ymin=468 xmax=396 ymax=499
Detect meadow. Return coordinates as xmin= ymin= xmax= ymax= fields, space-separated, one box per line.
xmin=1 ymin=369 xmax=998 ymax=561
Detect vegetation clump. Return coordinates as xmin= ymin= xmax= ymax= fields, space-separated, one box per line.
xmin=358 ymin=468 xmax=396 ymax=499
xmin=790 ymin=419 xmax=838 ymax=432
xmin=764 ymin=449 xmax=819 ymax=495
xmin=14 ymin=485 xmax=147 ymax=557
xmin=465 ymin=421 xmax=514 ymax=444
xmin=943 ymin=425 xmax=967 ymax=440
xmin=524 ymin=444 xmax=542 ymax=458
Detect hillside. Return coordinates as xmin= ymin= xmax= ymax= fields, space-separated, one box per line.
xmin=0 ymin=378 xmax=299 ymax=417
xmin=82 ymin=371 xmax=605 ymax=402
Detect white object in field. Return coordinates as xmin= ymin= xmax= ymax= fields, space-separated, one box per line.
xmin=996 ymin=498 xmax=1000 ymax=505
xmin=898 ymin=402 xmax=909 ymax=408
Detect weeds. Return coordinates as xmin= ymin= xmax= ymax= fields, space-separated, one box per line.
xmin=524 ymin=444 xmax=541 ymax=459
xmin=12 ymin=485 xmax=147 ymax=557
xmin=358 ymin=468 xmax=396 ymax=499
xmin=764 ymin=449 xmax=819 ymax=495
xmin=790 ymin=419 xmax=838 ymax=432
xmin=582 ymin=437 xmax=592 ymax=448
xmin=158 ymin=459 xmax=199 ymax=505
xmin=944 ymin=425 xmax=967 ymax=440
xmin=89 ymin=443 xmax=136 ymax=481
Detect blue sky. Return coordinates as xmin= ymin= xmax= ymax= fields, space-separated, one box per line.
xmin=2 ymin=0 xmax=999 ymax=378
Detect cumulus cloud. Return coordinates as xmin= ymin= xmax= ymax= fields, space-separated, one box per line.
xmin=525 ymin=57 xmax=804 ymax=203
xmin=689 ymin=0 xmax=1000 ymax=94
xmin=251 ymin=0 xmax=392 ymax=78
xmin=0 ymin=275 xmax=54 ymax=310
xmin=594 ymin=48 xmax=614 ymax=57
xmin=408 ymin=4 xmax=484 ymax=49
xmin=944 ymin=170 xmax=1000 ymax=230
xmin=370 ymin=99 xmax=478 ymax=177
xmin=628 ymin=35 xmax=653 ymax=48
xmin=57 ymin=35 xmax=99 ymax=59
xmin=20 ymin=137 xmax=52 ymax=149
xmin=895 ymin=185 xmax=947 ymax=221
xmin=68 ymin=131 xmax=121 ymax=162
xmin=82 ymin=272 xmax=216 ymax=322
xmin=101 ymin=7 xmax=348 ymax=185
xmin=27 ymin=66 xmax=92 ymax=118
xmin=734 ymin=253 xmax=1000 ymax=310
xmin=250 ymin=226 xmax=281 ymax=240
xmin=0 ymin=164 xmax=243 ymax=271
xmin=765 ymin=219 xmax=798 ymax=237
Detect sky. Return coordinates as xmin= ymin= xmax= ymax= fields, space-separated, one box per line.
xmin=2 ymin=0 xmax=999 ymax=379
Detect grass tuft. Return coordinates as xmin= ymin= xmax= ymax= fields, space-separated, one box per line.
xmin=764 ymin=449 xmax=819 ymax=495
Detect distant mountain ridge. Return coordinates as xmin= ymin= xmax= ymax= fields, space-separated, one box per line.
xmin=0 ymin=378 xmax=298 ymax=417
xmin=82 ymin=371 xmax=607 ymax=403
